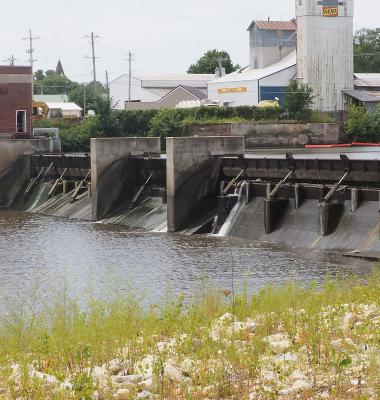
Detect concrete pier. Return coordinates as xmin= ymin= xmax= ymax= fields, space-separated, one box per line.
xmin=166 ymin=136 xmax=244 ymax=232
xmin=91 ymin=137 xmax=161 ymax=221
xmin=318 ymin=203 xmax=345 ymax=236
xmin=264 ymin=198 xmax=289 ymax=234
xmin=0 ymin=139 xmax=53 ymax=207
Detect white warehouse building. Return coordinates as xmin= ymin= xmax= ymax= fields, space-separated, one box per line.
xmin=209 ymin=0 xmax=355 ymax=112
xmin=208 ymin=51 xmax=296 ymax=107
xmin=110 ymin=72 xmax=214 ymax=110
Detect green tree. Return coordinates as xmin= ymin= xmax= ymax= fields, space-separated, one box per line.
xmin=354 ymin=28 xmax=380 ymax=73
xmin=94 ymin=96 xmax=121 ymax=136
xmin=34 ymin=69 xmax=45 ymax=81
xmin=68 ymin=82 xmax=106 ymax=114
xmin=283 ymin=80 xmax=314 ymax=121
xmin=33 ymin=70 xmax=78 ymax=95
xmin=187 ymin=50 xmax=240 ymax=74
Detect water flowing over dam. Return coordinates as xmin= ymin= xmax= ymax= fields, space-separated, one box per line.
xmin=2 ymin=137 xmax=380 ymax=258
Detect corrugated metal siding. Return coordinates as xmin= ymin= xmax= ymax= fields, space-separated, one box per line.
xmin=251 ymin=28 xmax=296 ymax=48
xmin=254 ymin=20 xmax=297 ymax=31
xmin=296 ymin=0 xmax=354 ymax=111
xmin=354 ymin=74 xmax=380 ymax=88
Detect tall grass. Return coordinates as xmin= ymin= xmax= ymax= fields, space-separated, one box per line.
xmin=0 ymin=274 xmax=379 ymax=399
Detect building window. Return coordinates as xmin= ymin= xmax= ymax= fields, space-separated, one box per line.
xmin=16 ymin=110 xmax=27 ymax=133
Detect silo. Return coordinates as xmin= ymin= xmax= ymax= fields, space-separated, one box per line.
xmin=296 ymin=0 xmax=354 ymax=111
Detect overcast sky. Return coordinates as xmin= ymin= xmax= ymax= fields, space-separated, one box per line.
xmin=0 ymin=0 xmax=378 ymax=84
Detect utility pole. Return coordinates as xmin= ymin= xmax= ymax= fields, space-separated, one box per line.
xmin=83 ymin=84 xmax=87 ymax=117
xmin=128 ymin=51 xmax=132 ymax=103
xmin=23 ymin=29 xmax=41 ymax=130
xmin=124 ymin=51 xmax=134 ymax=103
xmin=3 ymin=55 xmax=17 ymax=66
xmin=105 ymin=70 xmax=110 ymax=100
xmin=84 ymin=32 xmax=100 ymax=88
xmin=22 ymin=29 xmax=41 ymax=71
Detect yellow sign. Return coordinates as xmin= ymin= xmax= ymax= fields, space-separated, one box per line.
xmin=218 ymin=87 xmax=247 ymax=94
xmin=323 ymin=6 xmax=339 ymax=16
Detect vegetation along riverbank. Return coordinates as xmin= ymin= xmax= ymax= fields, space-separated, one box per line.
xmin=0 ymin=275 xmax=379 ymax=399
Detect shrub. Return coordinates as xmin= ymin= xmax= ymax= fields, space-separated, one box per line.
xmin=309 ymin=111 xmax=336 ymax=123
xmin=344 ymin=105 xmax=372 ymax=140
xmin=33 ymin=118 xmax=81 ymax=129
xmin=368 ymin=104 xmax=380 ymax=138
xmin=118 ymin=109 xmax=159 ymax=136
xmin=60 ymin=116 xmax=103 ymax=152
xmin=148 ymin=109 xmax=190 ymax=140
xmin=283 ymin=80 xmax=314 ymax=121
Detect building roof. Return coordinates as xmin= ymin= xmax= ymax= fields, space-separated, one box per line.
xmin=247 ymin=20 xmax=297 ymax=32
xmin=34 ymin=94 xmax=69 ymax=103
xmin=111 ymin=72 xmax=214 ymax=88
xmin=354 ymin=73 xmax=380 ymax=88
xmin=55 ymin=60 xmax=65 ymax=77
xmin=158 ymin=85 xmax=207 ymax=103
xmin=45 ymin=102 xmax=82 ymax=111
xmin=344 ymin=90 xmax=380 ymax=103
xmin=209 ymin=50 xmax=297 ymax=84
xmin=180 ymin=86 xmax=207 ymax=100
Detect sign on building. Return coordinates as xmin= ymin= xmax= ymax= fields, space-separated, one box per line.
xmin=317 ymin=0 xmax=343 ymax=16
xmin=218 ymin=87 xmax=247 ymax=94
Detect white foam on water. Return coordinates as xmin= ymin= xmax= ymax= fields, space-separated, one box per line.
xmin=216 ymin=182 xmax=248 ymax=237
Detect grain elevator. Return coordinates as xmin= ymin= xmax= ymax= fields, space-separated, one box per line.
xmin=296 ymin=0 xmax=354 ymax=111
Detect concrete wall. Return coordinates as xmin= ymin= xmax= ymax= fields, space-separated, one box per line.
xmin=0 ymin=139 xmax=52 ymax=176
xmin=125 ymin=102 xmax=163 ymax=111
xmin=91 ymin=137 xmax=161 ymax=221
xmin=191 ymin=122 xmax=340 ymax=148
xmin=166 ymin=136 xmax=245 ymax=232
xmin=0 ymin=138 xmax=53 ymax=207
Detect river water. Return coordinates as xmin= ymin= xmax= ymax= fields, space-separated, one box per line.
xmin=0 ymin=210 xmax=378 ymax=309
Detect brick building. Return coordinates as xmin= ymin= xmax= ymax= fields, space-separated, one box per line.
xmin=0 ymin=66 xmax=32 ymax=138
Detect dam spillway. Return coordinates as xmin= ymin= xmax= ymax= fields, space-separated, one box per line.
xmin=3 ymin=137 xmax=380 ymax=256
xmin=216 ymin=148 xmax=380 ymax=256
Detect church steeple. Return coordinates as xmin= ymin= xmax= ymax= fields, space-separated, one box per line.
xmin=55 ymin=60 xmax=65 ymax=76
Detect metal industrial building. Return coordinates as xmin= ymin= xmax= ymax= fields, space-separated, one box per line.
xmin=210 ymin=0 xmax=355 ymax=112
xmin=208 ymin=51 xmax=296 ymax=107
xmin=247 ymin=19 xmax=296 ymax=69
xmin=110 ymin=72 xmax=213 ymax=110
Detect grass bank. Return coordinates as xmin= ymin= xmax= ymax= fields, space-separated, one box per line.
xmin=0 ymin=275 xmax=379 ymax=399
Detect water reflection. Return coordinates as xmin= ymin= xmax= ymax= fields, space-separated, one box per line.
xmin=0 ymin=210 xmax=378 ymax=308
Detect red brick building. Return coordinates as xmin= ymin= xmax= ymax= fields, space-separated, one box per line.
xmin=0 ymin=66 xmax=32 ymax=138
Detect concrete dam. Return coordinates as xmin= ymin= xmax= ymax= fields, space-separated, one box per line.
xmin=1 ymin=136 xmax=380 ymax=257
